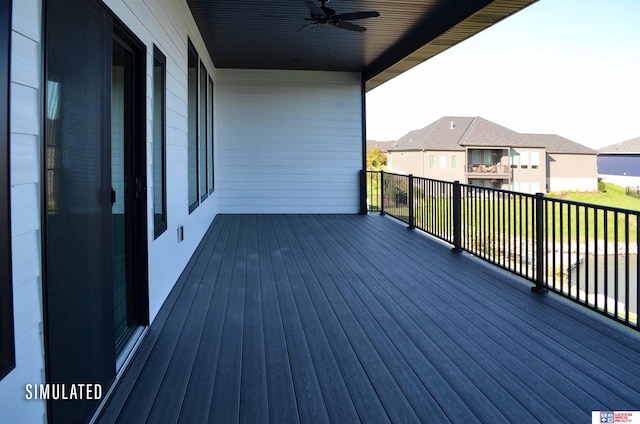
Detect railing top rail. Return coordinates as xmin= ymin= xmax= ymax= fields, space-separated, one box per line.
xmin=412 ymin=175 xmax=455 ymax=186
xmin=377 ymin=171 xmax=409 ymax=178
xmin=543 ymin=194 xmax=640 ymax=216
xmin=459 ymin=182 xmax=538 ymax=199
xmin=366 ymin=169 xmax=640 ymax=216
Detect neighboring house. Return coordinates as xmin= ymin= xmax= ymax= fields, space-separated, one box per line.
xmin=0 ymin=1 xmax=539 ymax=423
xmin=387 ymin=116 xmax=598 ymax=193
xmin=366 ymin=140 xmax=392 ymax=153
xmin=598 ymin=136 xmax=640 ymax=187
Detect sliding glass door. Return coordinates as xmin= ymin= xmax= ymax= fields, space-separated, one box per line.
xmin=45 ymin=0 xmax=148 ymax=422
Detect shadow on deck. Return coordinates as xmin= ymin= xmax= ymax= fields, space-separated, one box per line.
xmin=97 ymin=214 xmax=640 ymax=423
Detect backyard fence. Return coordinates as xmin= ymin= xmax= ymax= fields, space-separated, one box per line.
xmin=627 ymin=186 xmax=640 ymax=200
xmin=364 ymin=170 xmax=640 ymax=331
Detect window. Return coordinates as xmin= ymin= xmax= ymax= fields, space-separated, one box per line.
xmin=428 ymin=155 xmax=435 ymax=168
xmin=520 ymin=151 xmax=529 ymax=168
xmin=187 ymin=40 xmax=199 ymax=212
xmin=153 ymin=46 xmax=167 ymax=238
xmin=451 ymin=155 xmax=457 ymax=168
xmin=510 ymin=149 xmax=518 ymax=168
xmin=530 ymin=151 xmax=540 ymax=169
xmin=440 ymin=155 xmax=447 ymax=169
xmin=0 ymin=0 xmax=15 ymax=380
xmin=531 ymin=182 xmax=540 ymax=193
xmin=207 ymin=76 xmax=214 ymax=193
xmin=199 ymin=61 xmax=207 ymax=201
xmin=187 ymin=41 xmax=213 ymax=211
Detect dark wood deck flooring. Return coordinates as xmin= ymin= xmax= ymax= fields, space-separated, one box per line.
xmin=97 ymin=214 xmax=640 ymax=423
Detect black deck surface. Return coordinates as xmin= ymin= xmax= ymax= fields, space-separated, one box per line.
xmin=98 ymin=214 xmax=640 ymax=423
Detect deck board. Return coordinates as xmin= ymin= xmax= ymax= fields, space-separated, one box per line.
xmin=98 ymin=214 xmax=640 ymax=423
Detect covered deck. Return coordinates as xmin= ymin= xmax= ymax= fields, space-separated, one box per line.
xmin=97 ymin=214 xmax=640 ymax=423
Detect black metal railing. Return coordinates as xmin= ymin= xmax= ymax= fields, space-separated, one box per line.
xmin=466 ymin=164 xmax=510 ymax=175
xmin=627 ymin=186 xmax=640 ymax=200
xmin=364 ymin=170 xmax=639 ymax=331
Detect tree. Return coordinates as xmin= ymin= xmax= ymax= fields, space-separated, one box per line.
xmin=366 ymin=147 xmax=387 ymax=170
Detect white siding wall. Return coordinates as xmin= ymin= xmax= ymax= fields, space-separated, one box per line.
xmin=548 ymin=177 xmax=598 ymax=192
xmin=0 ymin=0 xmax=47 ymax=423
xmin=599 ymin=175 xmax=640 ymax=187
xmin=217 ymin=69 xmax=362 ymax=214
xmin=102 ymin=0 xmax=219 ymax=320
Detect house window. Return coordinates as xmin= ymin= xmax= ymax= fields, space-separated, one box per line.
xmin=530 ymin=151 xmax=540 ymax=169
xmin=0 ymin=0 xmax=15 ymax=381
xmin=188 ymin=42 xmax=213 ymax=210
xmin=510 ymin=149 xmax=518 ymax=168
xmin=153 ymin=46 xmax=167 ymax=238
xmin=428 ymin=155 xmax=435 ymax=168
xmin=451 ymin=155 xmax=457 ymax=168
xmin=187 ymin=40 xmax=199 ymax=212
xmin=520 ymin=151 xmax=529 ymax=169
xmin=199 ymin=61 xmax=208 ymax=201
xmin=440 ymin=155 xmax=447 ymax=169
xmin=207 ymin=76 xmax=214 ymax=193
xmin=531 ymin=182 xmax=540 ymax=193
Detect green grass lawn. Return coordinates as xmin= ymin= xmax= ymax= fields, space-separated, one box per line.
xmin=366 ymin=178 xmax=639 ymax=245
xmin=548 ymin=183 xmax=640 ymax=211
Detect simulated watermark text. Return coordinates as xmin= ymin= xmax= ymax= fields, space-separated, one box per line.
xmin=25 ymin=383 xmax=102 ymax=400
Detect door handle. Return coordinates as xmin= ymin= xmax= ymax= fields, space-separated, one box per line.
xmin=111 ymin=187 xmax=116 ymax=205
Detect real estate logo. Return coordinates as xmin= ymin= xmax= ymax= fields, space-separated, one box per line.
xmin=593 ymin=411 xmax=638 ymax=423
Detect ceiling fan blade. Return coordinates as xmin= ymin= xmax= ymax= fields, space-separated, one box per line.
xmin=334 ymin=20 xmax=367 ymax=32
xmin=305 ymin=1 xmax=325 ymax=18
xmin=334 ymin=11 xmax=380 ymax=21
xmin=299 ymin=22 xmax=317 ymax=31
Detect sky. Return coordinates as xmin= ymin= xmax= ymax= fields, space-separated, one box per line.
xmin=365 ymin=0 xmax=640 ymax=150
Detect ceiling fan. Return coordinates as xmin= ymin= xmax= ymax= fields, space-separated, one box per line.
xmin=302 ymin=0 xmax=380 ymax=32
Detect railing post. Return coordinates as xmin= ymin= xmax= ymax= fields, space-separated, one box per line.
xmin=532 ymin=192 xmax=548 ymax=293
xmin=407 ymin=174 xmax=414 ymax=229
xmin=379 ymin=170 xmax=385 ymax=216
xmin=452 ymin=180 xmax=462 ymax=252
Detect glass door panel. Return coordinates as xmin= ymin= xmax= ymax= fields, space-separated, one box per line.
xmin=112 ymin=39 xmax=130 ymax=348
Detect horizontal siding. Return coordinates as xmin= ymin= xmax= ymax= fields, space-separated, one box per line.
xmin=548 ymin=177 xmax=598 ymax=192
xmin=217 ymin=69 xmax=362 ymax=214
xmin=0 ymin=0 xmax=46 ymax=423
xmin=103 ymin=0 xmax=219 ymax=320
xmin=598 ymin=155 xmax=640 ymax=177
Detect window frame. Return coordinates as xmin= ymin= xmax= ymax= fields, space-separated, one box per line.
xmin=152 ymin=45 xmax=167 ymax=238
xmin=207 ymin=75 xmax=214 ymax=194
xmin=520 ymin=150 xmax=529 ymax=169
xmin=187 ymin=39 xmax=199 ymax=213
xmin=198 ymin=60 xmax=208 ymax=202
xmin=0 ymin=0 xmax=15 ymax=381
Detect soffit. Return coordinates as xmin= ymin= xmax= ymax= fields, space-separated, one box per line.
xmin=187 ymin=0 xmax=538 ymax=91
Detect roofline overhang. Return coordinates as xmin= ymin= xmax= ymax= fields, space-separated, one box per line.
xmin=365 ymin=0 xmax=539 ymax=91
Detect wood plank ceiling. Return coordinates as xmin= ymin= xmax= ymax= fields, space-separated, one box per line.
xmin=187 ymin=0 xmax=538 ymax=91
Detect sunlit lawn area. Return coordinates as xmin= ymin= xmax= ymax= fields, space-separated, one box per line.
xmin=548 ymin=182 xmax=640 ymax=211
xmin=367 ymin=179 xmax=639 ymax=245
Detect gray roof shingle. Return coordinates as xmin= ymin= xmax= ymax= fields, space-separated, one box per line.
xmin=599 ymin=136 xmax=640 ymax=153
xmin=387 ymin=116 xmax=596 ymax=155
xmin=521 ymin=134 xmax=598 ymax=154
xmin=366 ymin=140 xmax=393 ymax=152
